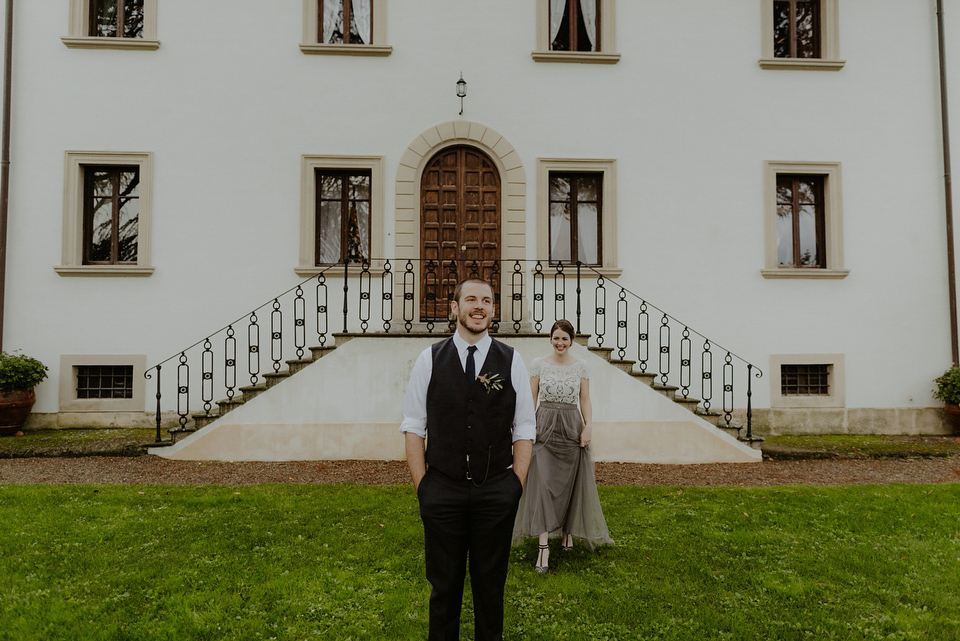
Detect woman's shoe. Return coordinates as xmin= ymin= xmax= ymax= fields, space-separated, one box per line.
xmin=534 ymin=544 xmax=550 ymax=573
xmin=561 ymin=534 xmax=573 ymax=551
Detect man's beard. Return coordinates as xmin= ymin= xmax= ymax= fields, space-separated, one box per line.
xmin=457 ymin=308 xmax=491 ymax=334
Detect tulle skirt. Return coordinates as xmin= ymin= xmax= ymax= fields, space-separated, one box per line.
xmin=513 ymin=402 xmax=613 ymax=549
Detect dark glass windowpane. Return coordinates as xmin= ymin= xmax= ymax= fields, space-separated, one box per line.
xmin=118 ymin=199 xmax=139 ymax=262
xmin=776 ymin=208 xmax=793 ymax=266
xmin=90 ymin=198 xmax=113 ymax=263
xmin=797 ymin=179 xmax=816 ymax=204
xmin=577 ymin=175 xmax=600 ymax=201
xmin=577 ymin=203 xmax=599 ymax=264
xmin=773 ymin=2 xmax=790 ymax=58
xmin=123 ymin=0 xmax=144 ymax=38
xmin=93 ymin=171 xmax=112 ymax=198
xmin=549 ymin=203 xmax=571 ymax=263
xmin=349 ymin=173 xmax=370 ymax=200
xmin=798 ymin=205 xmax=819 ymax=266
xmin=549 ymin=176 xmax=571 ymax=202
xmin=320 ymin=175 xmax=343 ymax=199
xmin=796 ymin=2 xmax=818 ymax=58
xmin=119 ymin=170 xmax=139 ymax=197
xmin=92 ymin=0 xmax=118 ymax=37
xmin=318 ymin=201 xmax=342 ymax=264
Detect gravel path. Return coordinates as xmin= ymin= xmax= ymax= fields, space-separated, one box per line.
xmin=1 ymin=456 xmax=958 ymax=487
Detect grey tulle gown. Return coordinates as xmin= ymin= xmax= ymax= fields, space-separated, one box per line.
xmin=513 ymin=358 xmax=613 ymax=549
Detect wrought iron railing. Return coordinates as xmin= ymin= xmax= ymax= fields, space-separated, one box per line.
xmin=146 ymin=258 xmax=762 ymax=443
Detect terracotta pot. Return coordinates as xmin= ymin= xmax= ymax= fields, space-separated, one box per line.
xmin=942 ymin=403 xmax=960 ymax=435
xmin=0 ymin=389 xmax=35 ymax=436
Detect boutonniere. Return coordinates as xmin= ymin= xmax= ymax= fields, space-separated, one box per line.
xmin=477 ymin=372 xmax=504 ymax=393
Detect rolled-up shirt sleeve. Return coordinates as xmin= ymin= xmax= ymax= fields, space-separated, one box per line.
xmin=511 ymin=351 xmax=537 ymax=442
xmin=399 ymin=347 xmax=432 ymax=438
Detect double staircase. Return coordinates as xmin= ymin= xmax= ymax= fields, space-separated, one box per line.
xmin=147 ymin=259 xmax=763 ymax=462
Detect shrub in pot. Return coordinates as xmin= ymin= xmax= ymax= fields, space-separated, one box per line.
xmin=933 ymin=365 xmax=960 ymax=434
xmin=0 ymin=352 xmax=49 ymax=436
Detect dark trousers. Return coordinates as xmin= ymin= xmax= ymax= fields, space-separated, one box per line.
xmin=417 ymin=467 xmax=524 ymax=641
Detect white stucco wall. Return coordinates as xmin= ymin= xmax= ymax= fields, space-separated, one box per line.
xmin=0 ymin=1 xmax=957 ymax=425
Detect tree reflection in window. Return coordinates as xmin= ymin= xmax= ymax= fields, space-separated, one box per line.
xmin=90 ymin=0 xmax=144 ymax=38
xmin=549 ymin=172 xmax=601 ymax=266
xmin=776 ymin=175 xmax=825 ymax=268
xmin=773 ymin=0 xmax=820 ymax=58
xmin=316 ymin=170 xmax=371 ymax=265
xmin=84 ymin=166 xmax=139 ymax=264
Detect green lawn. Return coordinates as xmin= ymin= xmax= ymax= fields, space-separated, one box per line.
xmin=1 ymin=483 xmax=958 ymax=640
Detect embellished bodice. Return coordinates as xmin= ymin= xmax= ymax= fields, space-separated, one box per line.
xmin=530 ymin=357 xmax=589 ymax=405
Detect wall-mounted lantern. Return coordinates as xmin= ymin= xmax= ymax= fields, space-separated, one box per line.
xmin=456 ymin=73 xmax=467 ymax=115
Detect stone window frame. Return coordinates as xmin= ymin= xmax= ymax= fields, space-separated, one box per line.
xmin=532 ymin=0 xmax=620 ymax=64
xmin=759 ymin=0 xmax=844 ymax=71
xmin=762 ymin=160 xmax=847 ymax=279
xmin=59 ymin=354 xmax=147 ymax=412
xmin=769 ymin=353 xmax=845 ymax=408
xmin=537 ymin=158 xmax=620 ymax=277
xmin=297 ymin=155 xmax=385 ymax=276
xmin=300 ymin=0 xmax=392 ymax=56
xmin=56 ymin=151 xmax=155 ymax=277
xmin=62 ymin=0 xmax=160 ymax=50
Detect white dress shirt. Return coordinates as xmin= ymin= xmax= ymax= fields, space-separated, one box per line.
xmin=400 ymin=332 xmax=537 ymax=442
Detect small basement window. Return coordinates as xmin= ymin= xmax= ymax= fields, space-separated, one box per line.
xmin=77 ymin=365 xmax=134 ymax=399
xmin=780 ymin=363 xmax=829 ymax=396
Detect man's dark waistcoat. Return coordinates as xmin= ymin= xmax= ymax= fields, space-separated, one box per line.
xmin=425 ymin=337 xmax=517 ymax=480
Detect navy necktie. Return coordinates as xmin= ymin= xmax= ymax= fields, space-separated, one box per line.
xmin=465 ymin=345 xmax=478 ymax=382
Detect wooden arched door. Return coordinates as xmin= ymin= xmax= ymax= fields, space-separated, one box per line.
xmin=420 ymin=146 xmax=501 ymax=320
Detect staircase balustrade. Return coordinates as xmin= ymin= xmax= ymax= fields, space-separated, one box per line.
xmin=145 ymin=258 xmax=762 ymax=444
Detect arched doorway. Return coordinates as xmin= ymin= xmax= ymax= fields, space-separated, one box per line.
xmin=420 ymin=145 xmax=501 ymax=320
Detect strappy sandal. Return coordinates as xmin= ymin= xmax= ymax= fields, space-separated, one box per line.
xmin=534 ymin=544 xmax=550 ymax=573
xmin=561 ymin=534 xmax=574 ymax=551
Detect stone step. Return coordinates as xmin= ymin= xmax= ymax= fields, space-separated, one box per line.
xmin=239 ymin=384 xmax=267 ymax=402
xmin=263 ymin=371 xmax=290 ymax=389
xmin=718 ymin=425 xmax=742 ymax=439
xmin=309 ymin=345 xmax=337 ymax=360
xmin=168 ymin=425 xmax=198 ymax=443
xmin=608 ymin=359 xmax=636 ymax=374
xmin=216 ymin=396 xmax=245 ymax=415
xmin=286 ymin=358 xmax=314 ymax=375
xmin=652 ymin=384 xmax=679 ymax=400
xmin=192 ymin=413 xmax=219 ymax=429
xmin=673 ymin=396 xmax=701 ymax=413
xmin=587 ymin=346 xmax=613 ymax=362
xmin=629 ymin=371 xmax=657 ymax=386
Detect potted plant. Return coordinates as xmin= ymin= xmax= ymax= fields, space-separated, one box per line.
xmin=0 ymin=351 xmax=49 ymax=436
xmin=933 ymin=365 xmax=960 ymax=434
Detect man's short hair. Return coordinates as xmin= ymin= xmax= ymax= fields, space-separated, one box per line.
xmin=453 ymin=278 xmax=493 ymax=304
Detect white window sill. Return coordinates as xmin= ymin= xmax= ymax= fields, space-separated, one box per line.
xmin=758 ymin=58 xmax=845 ymax=71
xmin=62 ymin=37 xmax=160 ymax=50
xmin=531 ymin=51 xmax=621 ymax=64
xmin=299 ymin=44 xmax=392 ymax=57
xmin=761 ymin=268 xmax=849 ymax=279
xmin=55 ymin=265 xmax=155 ymax=277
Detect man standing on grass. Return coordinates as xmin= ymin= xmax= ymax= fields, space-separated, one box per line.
xmin=401 ymin=278 xmax=536 ymax=641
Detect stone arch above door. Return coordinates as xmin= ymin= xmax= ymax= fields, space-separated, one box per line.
xmin=395 ymin=121 xmax=526 ymax=265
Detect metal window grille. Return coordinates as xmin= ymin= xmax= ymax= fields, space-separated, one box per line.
xmin=780 ymin=364 xmax=829 ymax=396
xmin=76 ymin=365 xmax=134 ymax=399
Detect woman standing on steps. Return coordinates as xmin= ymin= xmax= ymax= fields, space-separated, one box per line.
xmin=514 ymin=319 xmax=613 ymax=572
